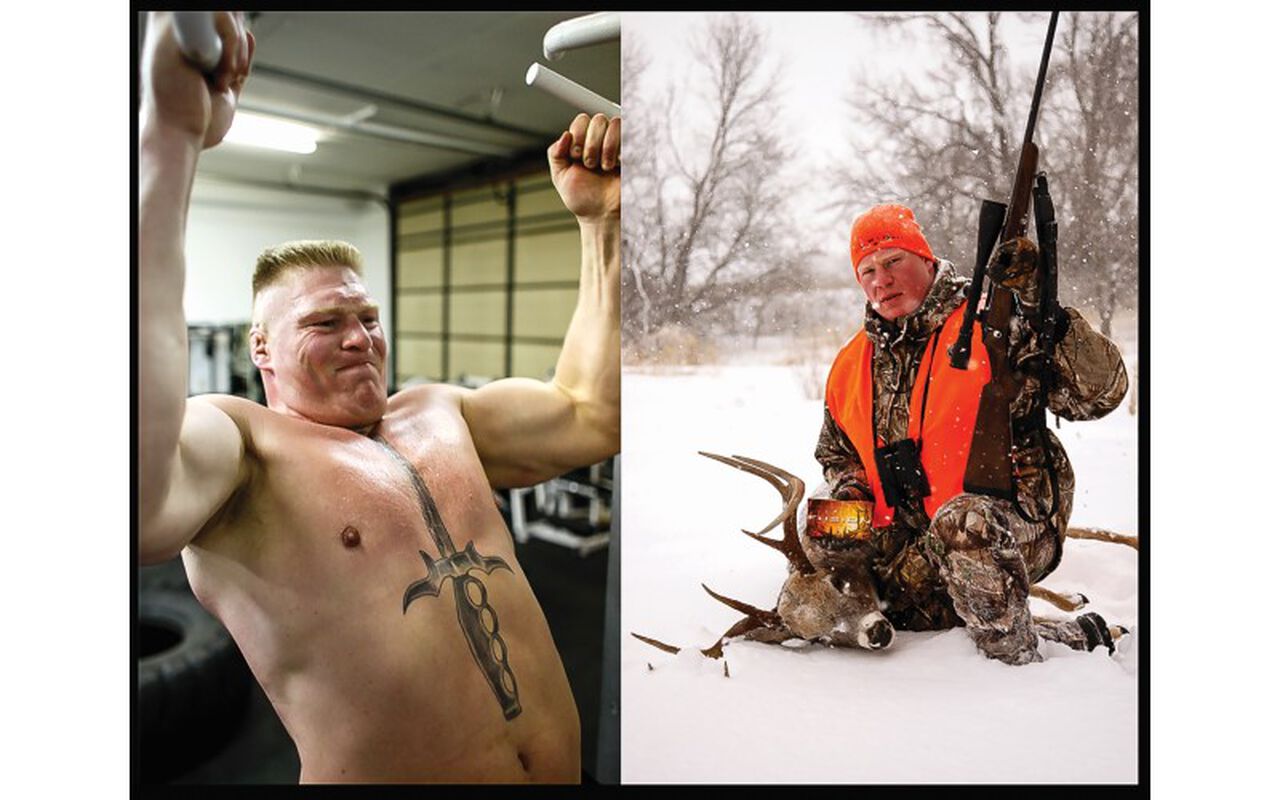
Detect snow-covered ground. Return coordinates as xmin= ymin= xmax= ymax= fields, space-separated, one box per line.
xmin=620 ymin=359 xmax=1139 ymax=783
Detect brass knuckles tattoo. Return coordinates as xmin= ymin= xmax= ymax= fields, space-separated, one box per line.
xmin=373 ymin=436 xmax=522 ymax=720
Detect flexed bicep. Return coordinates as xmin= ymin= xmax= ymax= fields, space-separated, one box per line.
xmin=460 ymin=378 xmax=616 ymax=489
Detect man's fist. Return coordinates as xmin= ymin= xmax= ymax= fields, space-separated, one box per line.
xmin=548 ymin=113 xmax=621 ymax=223
xmin=140 ymin=12 xmax=255 ymax=150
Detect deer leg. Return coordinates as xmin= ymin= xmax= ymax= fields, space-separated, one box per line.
xmin=1030 ymin=584 xmax=1089 ymax=612
xmin=1066 ymin=526 xmax=1139 ymax=550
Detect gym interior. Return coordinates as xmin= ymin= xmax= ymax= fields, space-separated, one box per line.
xmin=134 ymin=11 xmax=621 ymax=784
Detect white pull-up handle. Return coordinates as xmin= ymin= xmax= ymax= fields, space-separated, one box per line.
xmin=172 ymin=11 xmax=222 ymax=73
xmin=542 ymin=12 xmax=621 ymax=61
xmin=525 ymin=63 xmax=621 ymax=119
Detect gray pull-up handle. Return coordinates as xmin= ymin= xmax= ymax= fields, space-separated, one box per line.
xmin=525 ymin=63 xmax=621 ymax=118
xmin=528 ymin=12 xmax=621 ymax=117
xmin=172 ymin=11 xmax=222 ymax=73
xmin=542 ymin=12 xmax=621 ymax=60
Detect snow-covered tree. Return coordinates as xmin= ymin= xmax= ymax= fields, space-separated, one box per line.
xmin=622 ymin=14 xmax=818 ymax=357
xmin=831 ymin=11 xmax=1138 ymax=334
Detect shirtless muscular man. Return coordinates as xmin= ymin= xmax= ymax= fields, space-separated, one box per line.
xmin=138 ymin=12 xmax=620 ymax=783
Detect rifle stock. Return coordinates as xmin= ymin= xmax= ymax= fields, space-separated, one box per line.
xmin=1002 ymin=143 xmax=1039 ymax=241
xmin=963 ymin=285 xmax=1018 ymax=500
xmin=963 ymin=141 xmax=1038 ymax=497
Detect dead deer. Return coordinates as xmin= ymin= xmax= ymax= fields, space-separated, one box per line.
xmin=632 ymin=452 xmax=1136 ymax=661
xmin=632 ymin=452 xmax=893 ymax=659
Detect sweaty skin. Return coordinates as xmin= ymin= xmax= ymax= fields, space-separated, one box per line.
xmin=183 ymin=389 xmax=578 ymax=782
xmin=138 ymin=11 xmax=620 ymax=783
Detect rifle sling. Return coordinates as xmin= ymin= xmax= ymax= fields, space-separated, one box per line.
xmin=1012 ymin=409 xmax=1047 ymax=439
xmin=869 ymin=311 xmax=1061 ymax=525
xmin=871 ymin=327 xmax=944 ymax=451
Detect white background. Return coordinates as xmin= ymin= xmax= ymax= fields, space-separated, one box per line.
xmin=4 ymin=4 xmax=1276 ymax=794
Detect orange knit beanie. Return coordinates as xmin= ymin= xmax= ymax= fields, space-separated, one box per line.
xmin=849 ymin=204 xmax=935 ymax=271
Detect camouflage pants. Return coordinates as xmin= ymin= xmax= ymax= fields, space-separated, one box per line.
xmin=839 ymin=493 xmax=1064 ymax=662
xmin=923 ymin=494 xmax=1062 ymax=664
xmin=804 ymin=455 xmax=1102 ymax=663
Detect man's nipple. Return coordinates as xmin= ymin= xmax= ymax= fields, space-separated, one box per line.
xmin=340 ymin=525 xmax=362 ymax=548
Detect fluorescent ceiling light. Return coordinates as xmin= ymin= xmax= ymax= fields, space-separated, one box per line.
xmin=224 ymin=111 xmax=319 ymax=154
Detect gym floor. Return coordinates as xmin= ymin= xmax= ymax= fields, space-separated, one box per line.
xmin=141 ymin=535 xmax=610 ymax=785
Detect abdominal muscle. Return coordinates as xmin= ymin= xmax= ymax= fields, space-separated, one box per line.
xmin=182 ymin=405 xmax=580 ymax=783
xmin=275 ymin=587 xmax=572 ymax=783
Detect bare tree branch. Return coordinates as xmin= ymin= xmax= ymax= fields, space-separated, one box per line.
xmin=830 ymin=11 xmax=1138 ymax=332
xmin=622 ymin=14 xmax=821 ymax=355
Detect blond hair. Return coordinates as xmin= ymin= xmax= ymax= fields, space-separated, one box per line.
xmin=251 ymin=241 xmax=364 ymax=330
xmin=253 ymin=240 xmax=364 ymax=298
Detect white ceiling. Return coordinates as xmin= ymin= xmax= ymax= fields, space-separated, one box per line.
xmin=140 ymin=12 xmax=621 ymax=196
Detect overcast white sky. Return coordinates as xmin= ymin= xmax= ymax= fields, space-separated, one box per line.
xmin=624 ymin=11 xmax=1053 ymax=263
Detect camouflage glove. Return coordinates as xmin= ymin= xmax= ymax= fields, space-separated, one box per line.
xmin=989 ymin=236 xmax=1039 ymax=308
xmin=832 ymin=482 xmax=874 ymax=503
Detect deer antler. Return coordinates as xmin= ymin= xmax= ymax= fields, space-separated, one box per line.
xmin=631 ymin=587 xmax=786 ymax=660
xmin=701 ymin=583 xmax=783 ymax=627
xmin=698 ymin=451 xmax=815 ymax=575
xmin=629 ymin=454 xmax=837 ymax=660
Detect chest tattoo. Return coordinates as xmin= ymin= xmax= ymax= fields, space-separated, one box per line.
xmin=373 ymin=435 xmax=522 ymax=721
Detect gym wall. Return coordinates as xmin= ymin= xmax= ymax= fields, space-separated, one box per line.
xmin=184 ymin=178 xmax=391 ymax=330
xmin=393 ymin=169 xmax=581 ymax=387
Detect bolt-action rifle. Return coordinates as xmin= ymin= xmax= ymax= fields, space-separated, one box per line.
xmin=948 ymin=11 xmax=1060 ymax=511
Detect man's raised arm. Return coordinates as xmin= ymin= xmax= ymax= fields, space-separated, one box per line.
xmin=138 ymin=13 xmax=255 ymax=563
xmin=461 ymin=113 xmax=621 ymax=488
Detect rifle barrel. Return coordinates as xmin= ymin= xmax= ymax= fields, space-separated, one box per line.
xmin=1022 ymin=11 xmax=1060 ymax=146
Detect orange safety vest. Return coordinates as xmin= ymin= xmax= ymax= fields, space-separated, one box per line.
xmin=825 ymin=305 xmax=992 ymax=527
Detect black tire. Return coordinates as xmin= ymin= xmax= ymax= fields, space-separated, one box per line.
xmin=137 ymin=588 xmax=251 ymax=783
xmin=139 ymin=555 xmax=190 ymax=593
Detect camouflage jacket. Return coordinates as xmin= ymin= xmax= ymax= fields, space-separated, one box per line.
xmin=815 ymin=259 xmax=1129 ymax=533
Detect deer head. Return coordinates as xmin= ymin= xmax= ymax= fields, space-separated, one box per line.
xmin=632 ymin=453 xmax=894 ymax=660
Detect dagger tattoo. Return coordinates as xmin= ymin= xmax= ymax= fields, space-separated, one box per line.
xmin=374 ymin=435 xmax=522 ymax=720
